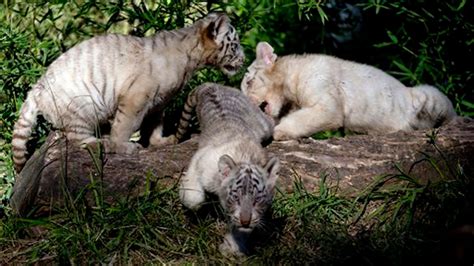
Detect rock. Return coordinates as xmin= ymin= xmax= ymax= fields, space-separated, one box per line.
xmin=10 ymin=117 xmax=474 ymax=217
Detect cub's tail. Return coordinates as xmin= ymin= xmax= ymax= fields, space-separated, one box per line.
xmin=12 ymin=95 xmax=39 ymax=173
xmin=174 ymin=87 xmax=199 ymax=142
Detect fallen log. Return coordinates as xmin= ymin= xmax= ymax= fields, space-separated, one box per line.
xmin=10 ymin=117 xmax=474 ymax=217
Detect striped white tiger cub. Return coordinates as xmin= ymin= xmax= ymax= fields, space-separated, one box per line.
xmin=12 ymin=13 xmax=244 ymax=173
xmin=241 ymin=42 xmax=457 ymax=140
xmin=176 ymin=83 xmax=279 ymax=256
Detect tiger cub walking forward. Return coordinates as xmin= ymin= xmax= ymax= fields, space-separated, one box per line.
xmin=177 ymin=83 xmax=279 ymax=256
xmin=12 ymin=13 xmax=244 ymax=173
xmin=241 ymin=42 xmax=456 ymax=140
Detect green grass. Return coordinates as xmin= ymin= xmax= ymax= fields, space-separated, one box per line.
xmin=0 ymin=177 xmax=226 ymax=264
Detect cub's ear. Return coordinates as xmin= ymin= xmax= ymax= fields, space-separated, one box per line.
xmin=264 ymin=156 xmax=280 ymax=189
xmin=218 ymin=154 xmax=236 ymax=179
xmin=205 ymin=13 xmax=230 ymax=44
xmin=256 ymin=42 xmax=277 ymax=66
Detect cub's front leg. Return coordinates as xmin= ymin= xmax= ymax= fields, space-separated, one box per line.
xmin=274 ymin=105 xmax=343 ymax=140
xmin=219 ymin=228 xmax=250 ymax=257
xmin=139 ymin=110 xmax=178 ymax=147
xmin=179 ymin=155 xmax=206 ymax=210
xmin=149 ymin=124 xmax=179 ymax=146
xmin=109 ymin=82 xmax=155 ymax=153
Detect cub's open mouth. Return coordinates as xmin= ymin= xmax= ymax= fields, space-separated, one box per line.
xmin=223 ymin=64 xmax=239 ymax=73
xmin=237 ymin=226 xmax=253 ymax=233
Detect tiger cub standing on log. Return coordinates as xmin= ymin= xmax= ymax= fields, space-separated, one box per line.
xmin=12 ymin=13 xmax=244 ymax=173
xmin=241 ymin=42 xmax=456 ymax=140
xmin=175 ymin=83 xmax=279 ymax=256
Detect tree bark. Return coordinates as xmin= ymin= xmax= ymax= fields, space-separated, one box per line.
xmin=10 ymin=117 xmax=474 ymax=217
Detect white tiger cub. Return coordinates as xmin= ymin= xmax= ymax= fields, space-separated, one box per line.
xmin=241 ymin=42 xmax=456 ymax=140
xmin=12 ymin=13 xmax=244 ymax=173
xmin=176 ymin=83 xmax=279 ymax=256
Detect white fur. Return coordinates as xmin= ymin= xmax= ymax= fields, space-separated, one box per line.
xmin=242 ymin=42 xmax=456 ymax=140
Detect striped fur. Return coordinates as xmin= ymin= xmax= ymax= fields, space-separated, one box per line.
xmin=174 ymin=87 xmax=199 ymax=142
xmin=178 ymin=83 xmax=278 ymax=256
xmin=241 ymin=42 xmax=457 ymax=140
xmin=12 ymin=13 xmax=244 ymax=173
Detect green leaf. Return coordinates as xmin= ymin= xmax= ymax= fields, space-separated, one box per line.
xmin=386 ymin=30 xmax=398 ymax=44
xmin=461 ymin=99 xmax=474 ymax=108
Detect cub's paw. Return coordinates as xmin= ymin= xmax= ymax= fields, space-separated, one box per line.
xmin=149 ymin=135 xmax=178 ymax=147
xmin=273 ymin=129 xmax=292 ymax=141
xmin=219 ymin=234 xmax=247 ymax=257
xmin=179 ymin=187 xmax=205 ymax=210
xmin=81 ymin=137 xmax=106 ymax=152
xmin=108 ymin=141 xmax=142 ymax=154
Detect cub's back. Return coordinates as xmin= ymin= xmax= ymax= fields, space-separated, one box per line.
xmin=195 ymin=83 xmax=274 ymax=145
xmin=279 ymin=54 xmax=404 ymax=87
xmin=34 ymin=34 xmax=148 ymax=122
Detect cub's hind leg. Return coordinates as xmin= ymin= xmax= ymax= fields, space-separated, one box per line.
xmin=274 ymin=104 xmax=343 ymax=140
xmin=60 ymin=110 xmax=101 ymax=149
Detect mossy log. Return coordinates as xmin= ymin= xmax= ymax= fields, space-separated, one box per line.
xmin=10 ymin=117 xmax=474 ymax=217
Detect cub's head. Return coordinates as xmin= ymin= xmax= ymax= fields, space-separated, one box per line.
xmin=241 ymin=42 xmax=283 ymax=118
xmin=217 ymin=155 xmax=280 ymax=233
xmin=199 ymin=13 xmax=244 ymax=76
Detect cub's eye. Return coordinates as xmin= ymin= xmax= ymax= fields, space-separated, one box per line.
xmin=259 ymin=101 xmax=268 ymax=112
xmin=230 ymin=193 xmax=239 ymax=202
xmin=253 ymin=195 xmax=264 ymax=205
xmin=247 ymin=79 xmax=253 ymax=87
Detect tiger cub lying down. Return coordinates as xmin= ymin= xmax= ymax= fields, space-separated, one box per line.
xmin=241 ymin=42 xmax=456 ymax=140
xmin=12 ymin=13 xmax=244 ymax=173
xmin=175 ymin=83 xmax=279 ymax=256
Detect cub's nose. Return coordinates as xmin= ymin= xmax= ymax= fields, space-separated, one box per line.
xmin=240 ymin=218 xmax=250 ymax=228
